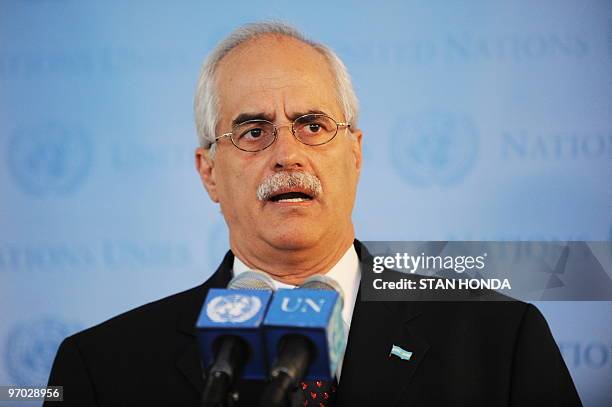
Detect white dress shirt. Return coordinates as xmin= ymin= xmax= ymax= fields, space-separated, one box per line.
xmin=232 ymin=245 xmax=361 ymax=379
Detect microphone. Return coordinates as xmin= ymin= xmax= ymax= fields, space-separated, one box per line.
xmin=260 ymin=275 xmax=346 ymax=406
xmin=196 ymin=271 xmax=275 ymax=407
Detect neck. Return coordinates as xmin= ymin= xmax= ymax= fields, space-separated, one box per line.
xmin=230 ymin=227 xmax=355 ymax=286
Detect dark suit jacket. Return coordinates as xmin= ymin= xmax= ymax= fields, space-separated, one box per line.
xmin=46 ymin=241 xmax=581 ymax=406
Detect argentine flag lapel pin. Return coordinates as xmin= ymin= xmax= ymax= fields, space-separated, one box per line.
xmin=389 ymin=344 xmax=413 ymax=361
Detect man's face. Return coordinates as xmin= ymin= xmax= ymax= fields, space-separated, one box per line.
xmin=196 ymin=34 xmax=362 ymax=253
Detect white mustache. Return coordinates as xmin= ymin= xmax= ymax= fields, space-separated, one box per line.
xmin=256 ymin=171 xmax=323 ymax=201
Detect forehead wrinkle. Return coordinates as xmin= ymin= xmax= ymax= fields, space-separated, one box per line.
xmin=233 ymin=80 xmax=336 ymax=121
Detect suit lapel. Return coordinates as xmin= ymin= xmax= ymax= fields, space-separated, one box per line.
xmin=337 ymin=289 xmax=429 ymax=406
xmin=175 ymin=251 xmax=234 ymax=393
xmin=337 ymin=242 xmax=430 ymax=406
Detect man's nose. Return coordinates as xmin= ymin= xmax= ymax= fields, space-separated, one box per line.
xmin=270 ymin=124 xmax=307 ymax=170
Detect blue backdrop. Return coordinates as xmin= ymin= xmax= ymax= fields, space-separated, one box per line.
xmin=1 ymin=1 xmax=611 ymax=405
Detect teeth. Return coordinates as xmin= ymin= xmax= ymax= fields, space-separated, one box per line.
xmin=277 ymin=198 xmax=309 ymax=203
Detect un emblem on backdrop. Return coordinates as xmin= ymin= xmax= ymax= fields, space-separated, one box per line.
xmin=7 ymin=123 xmax=92 ymax=195
xmin=391 ymin=111 xmax=479 ymax=186
xmin=5 ymin=317 xmax=81 ymax=385
xmin=206 ymin=294 xmax=262 ymax=323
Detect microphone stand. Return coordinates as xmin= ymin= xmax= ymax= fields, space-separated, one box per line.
xmin=201 ymin=336 xmax=247 ymax=407
xmin=259 ymin=335 xmax=314 ymax=407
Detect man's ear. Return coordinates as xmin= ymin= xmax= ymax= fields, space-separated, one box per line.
xmin=195 ymin=147 xmax=220 ymax=203
xmin=351 ymin=129 xmax=363 ymax=174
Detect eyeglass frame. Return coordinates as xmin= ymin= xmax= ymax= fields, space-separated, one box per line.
xmin=213 ymin=113 xmax=351 ymax=152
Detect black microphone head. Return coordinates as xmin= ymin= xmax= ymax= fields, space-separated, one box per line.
xmin=228 ymin=270 xmax=275 ymax=291
xmin=299 ymin=274 xmax=345 ymax=306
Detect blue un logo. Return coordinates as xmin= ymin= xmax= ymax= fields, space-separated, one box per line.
xmin=391 ymin=111 xmax=479 ymax=187
xmin=7 ymin=123 xmax=93 ymax=196
xmin=206 ymin=294 xmax=262 ymax=323
xmin=4 ymin=317 xmax=81 ymax=386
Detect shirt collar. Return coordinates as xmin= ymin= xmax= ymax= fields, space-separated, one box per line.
xmin=232 ymin=244 xmax=361 ymax=326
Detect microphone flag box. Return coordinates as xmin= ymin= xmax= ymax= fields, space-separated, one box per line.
xmin=196 ymin=288 xmax=273 ymax=379
xmin=263 ymin=288 xmax=345 ymax=381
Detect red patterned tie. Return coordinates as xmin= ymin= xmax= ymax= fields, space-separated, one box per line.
xmin=299 ymin=379 xmax=338 ymax=406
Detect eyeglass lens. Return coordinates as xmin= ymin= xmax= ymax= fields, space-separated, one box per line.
xmin=231 ymin=114 xmax=339 ymax=152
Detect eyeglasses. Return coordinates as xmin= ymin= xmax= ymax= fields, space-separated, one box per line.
xmin=214 ymin=113 xmax=351 ymax=152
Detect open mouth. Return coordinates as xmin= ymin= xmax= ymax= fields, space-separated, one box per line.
xmin=269 ymin=191 xmax=314 ymax=203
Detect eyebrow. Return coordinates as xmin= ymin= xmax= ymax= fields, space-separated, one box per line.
xmin=231 ymin=109 xmax=330 ymax=126
xmin=231 ymin=112 xmax=274 ymax=126
xmin=288 ymin=109 xmax=328 ymax=120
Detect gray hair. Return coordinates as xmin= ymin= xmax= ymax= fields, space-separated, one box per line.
xmin=193 ymin=21 xmax=359 ymax=156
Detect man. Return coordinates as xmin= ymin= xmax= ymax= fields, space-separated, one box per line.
xmin=46 ymin=22 xmax=581 ymax=406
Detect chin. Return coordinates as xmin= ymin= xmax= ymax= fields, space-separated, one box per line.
xmin=266 ymin=226 xmax=321 ymax=251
